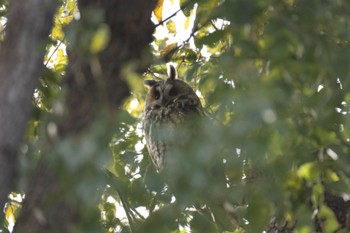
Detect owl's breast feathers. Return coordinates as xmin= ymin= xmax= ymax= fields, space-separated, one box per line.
xmin=144 ymin=94 xmax=203 ymax=171
xmin=144 ymin=95 xmax=202 ymax=124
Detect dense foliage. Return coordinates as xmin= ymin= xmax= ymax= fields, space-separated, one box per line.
xmin=2 ymin=0 xmax=350 ymax=232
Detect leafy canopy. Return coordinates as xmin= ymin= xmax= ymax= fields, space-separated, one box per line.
xmin=2 ymin=0 xmax=350 ymax=232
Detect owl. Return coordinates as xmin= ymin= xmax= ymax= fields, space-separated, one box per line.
xmin=143 ymin=67 xmax=238 ymax=227
xmin=143 ymin=65 xmax=204 ymax=172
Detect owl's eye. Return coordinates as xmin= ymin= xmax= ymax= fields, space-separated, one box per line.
xmin=154 ymin=90 xmax=160 ymax=99
xmin=168 ymin=88 xmax=178 ymax=96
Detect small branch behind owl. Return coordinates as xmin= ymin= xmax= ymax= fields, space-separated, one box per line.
xmin=146 ymin=63 xmax=177 ymax=81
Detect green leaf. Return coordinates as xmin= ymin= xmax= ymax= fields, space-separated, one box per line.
xmin=319 ymin=205 xmax=340 ymax=232
xmin=166 ymin=20 xmax=177 ymax=34
xmin=297 ymin=162 xmax=320 ymax=183
xmin=90 ymin=24 xmax=110 ymax=54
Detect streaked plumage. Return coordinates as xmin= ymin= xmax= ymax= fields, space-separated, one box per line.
xmin=143 ymin=65 xmax=203 ymax=171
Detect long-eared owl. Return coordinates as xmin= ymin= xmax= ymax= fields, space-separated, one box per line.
xmin=143 ymin=65 xmax=204 ymax=172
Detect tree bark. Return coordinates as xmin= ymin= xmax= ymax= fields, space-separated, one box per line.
xmin=14 ymin=1 xmax=156 ymax=232
xmin=61 ymin=0 xmax=156 ymax=134
xmin=0 ymin=0 xmax=56 ymax=213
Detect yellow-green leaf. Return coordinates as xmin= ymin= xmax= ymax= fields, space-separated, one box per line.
xmin=166 ymin=20 xmax=176 ymax=34
xmin=54 ymin=48 xmax=68 ymax=72
xmin=184 ymin=16 xmax=191 ymax=30
xmin=90 ymin=24 xmax=110 ymax=54
xmin=184 ymin=7 xmax=195 ymax=30
xmin=60 ymin=15 xmax=74 ymax=25
xmin=297 ymin=162 xmax=320 ymax=182
xmin=319 ymin=205 xmax=340 ymax=232
xmin=325 ymin=169 xmax=340 ymax=182
xmin=154 ymin=0 xmax=164 ymax=23
xmin=51 ymin=24 xmax=64 ymax=41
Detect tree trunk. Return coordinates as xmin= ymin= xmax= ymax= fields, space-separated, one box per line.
xmin=14 ymin=1 xmax=156 ymax=232
xmin=0 ymin=0 xmax=56 ymax=214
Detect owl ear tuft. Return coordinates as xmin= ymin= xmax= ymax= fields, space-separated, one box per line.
xmin=168 ymin=64 xmax=177 ymax=80
xmin=144 ymin=80 xmax=158 ymax=87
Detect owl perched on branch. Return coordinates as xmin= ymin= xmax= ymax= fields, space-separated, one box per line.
xmin=143 ymin=65 xmax=239 ymax=229
xmin=143 ymin=65 xmax=204 ymax=172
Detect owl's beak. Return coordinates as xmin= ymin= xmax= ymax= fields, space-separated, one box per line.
xmin=161 ymin=96 xmax=168 ymax=106
xmin=154 ymin=97 xmax=169 ymax=108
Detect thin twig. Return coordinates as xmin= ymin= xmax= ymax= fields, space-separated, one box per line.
xmin=116 ymin=189 xmax=135 ymax=233
xmin=147 ymin=67 xmax=163 ymax=80
xmin=0 ymin=22 xmax=7 ymax=35
xmin=129 ymin=206 xmax=146 ymax=220
xmin=154 ymin=0 xmax=194 ymax=28
xmin=155 ymin=7 xmax=183 ymax=27
xmin=105 ymin=170 xmax=136 ymax=233
xmin=210 ymin=19 xmax=219 ymax=31
xmin=44 ymin=36 xmax=65 ymax=67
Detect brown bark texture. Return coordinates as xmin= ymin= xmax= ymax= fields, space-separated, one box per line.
xmin=13 ymin=0 xmax=156 ymax=233
xmin=0 ymin=0 xmax=56 ymax=214
xmin=61 ymin=0 xmax=156 ymax=134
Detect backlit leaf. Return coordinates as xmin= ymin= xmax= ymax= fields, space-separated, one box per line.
xmin=153 ymin=0 xmax=164 ymax=23
xmin=297 ymin=162 xmax=320 ymax=182
xmin=166 ymin=20 xmax=176 ymax=34
xmin=90 ymin=24 xmax=110 ymax=54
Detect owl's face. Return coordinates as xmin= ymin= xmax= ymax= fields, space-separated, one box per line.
xmin=144 ymin=78 xmax=197 ymax=110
